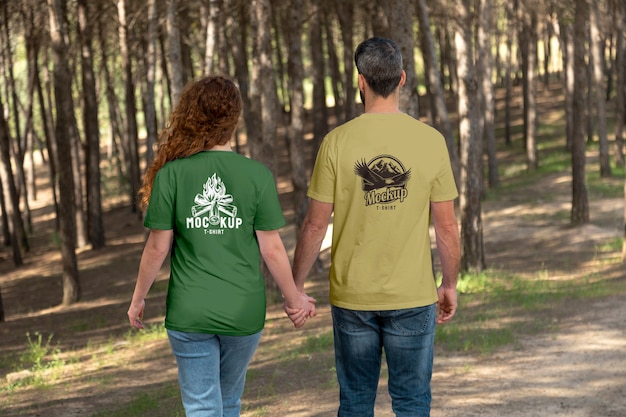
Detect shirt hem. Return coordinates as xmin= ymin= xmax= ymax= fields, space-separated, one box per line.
xmin=165 ymin=322 xmax=264 ymax=336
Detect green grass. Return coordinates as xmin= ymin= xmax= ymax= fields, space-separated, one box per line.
xmin=435 ymin=269 xmax=622 ymax=355
xmin=91 ymin=385 xmax=184 ymax=417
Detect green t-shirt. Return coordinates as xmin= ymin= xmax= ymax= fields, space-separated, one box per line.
xmin=145 ymin=151 xmax=285 ymax=335
xmin=308 ymin=113 xmax=458 ymax=310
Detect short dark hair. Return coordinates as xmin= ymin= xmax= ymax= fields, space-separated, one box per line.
xmin=354 ymin=37 xmax=403 ymax=98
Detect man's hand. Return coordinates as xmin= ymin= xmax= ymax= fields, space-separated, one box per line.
xmin=284 ymin=293 xmax=316 ymax=328
xmin=436 ymin=286 xmax=457 ymax=324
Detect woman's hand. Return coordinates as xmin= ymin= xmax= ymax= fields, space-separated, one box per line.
xmin=284 ymin=293 xmax=316 ymax=328
xmin=127 ymin=299 xmax=146 ymax=329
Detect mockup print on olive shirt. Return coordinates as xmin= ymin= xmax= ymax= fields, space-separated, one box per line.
xmin=308 ymin=113 xmax=458 ymax=311
xmin=145 ymin=151 xmax=286 ymax=336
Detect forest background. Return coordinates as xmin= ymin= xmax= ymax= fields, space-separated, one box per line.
xmin=0 ymin=0 xmax=625 ymax=415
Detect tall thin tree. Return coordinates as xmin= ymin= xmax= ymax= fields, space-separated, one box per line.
xmin=455 ymin=0 xmax=486 ymax=272
xmin=571 ymin=0 xmax=590 ymax=225
xmin=117 ymin=0 xmax=141 ymax=214
xmin=166 ymin=0 xmax=184 ymax=106
xmin=286 ymin=0 xmax=308 ymax=234
xmin=48 ymin=0 xmax=81 ymax=304
xmin=589 ymin=0 xmax=611 ymax=177
xmin=0 ymin=95 xmax=25 ymax=266
xmin=78 ymin=0 xmax=105 ymax=249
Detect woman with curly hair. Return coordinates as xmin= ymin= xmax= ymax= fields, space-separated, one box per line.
xmin=127 ymin=75 xmax=314 ymax=417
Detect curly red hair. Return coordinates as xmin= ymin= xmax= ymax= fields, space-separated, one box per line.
xmin=138 ymin=76 xmax=242 ymax=210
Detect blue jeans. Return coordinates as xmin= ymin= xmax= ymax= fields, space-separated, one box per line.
xmin=167 ymin=329 xmax=262 ymax=417
xmin=331 ymin=304 xmax=436 ymax=417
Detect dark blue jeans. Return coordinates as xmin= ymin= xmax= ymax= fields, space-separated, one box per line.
xmin=331 ymin=304 xmax=436 ymax=417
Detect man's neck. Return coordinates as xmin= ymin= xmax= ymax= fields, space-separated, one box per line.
xmin=364 ymin=101 xmax=402 ymax=114
xmin=362 ymin=91 xmax=402 ymax=114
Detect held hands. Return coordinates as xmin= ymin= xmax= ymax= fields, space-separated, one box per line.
xmin=436 ymin=286 xmax=458 ymax=324
xmin=284 ymin=292 xmax=317 ymax=328
xmin=127 ymin=299 xmax=146 ymax=329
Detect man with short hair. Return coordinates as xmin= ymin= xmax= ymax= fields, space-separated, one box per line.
xmin=291 ymin=37 xmax=460 ymax=417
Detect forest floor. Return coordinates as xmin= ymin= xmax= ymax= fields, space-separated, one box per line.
xmin=1 ymin=90 xmax=626 ymax=416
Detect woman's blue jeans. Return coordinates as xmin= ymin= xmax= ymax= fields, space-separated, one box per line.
xmin=167 ymin=329 xmax=261 ymax=417
xmin=331 ymin=304 xmax=436 ymax=417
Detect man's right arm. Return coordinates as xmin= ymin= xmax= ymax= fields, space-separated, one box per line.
xmin=431 ymin=200 xmax=460 ymax=323
xmin=292 ymin=199 xmax=334 ymax=292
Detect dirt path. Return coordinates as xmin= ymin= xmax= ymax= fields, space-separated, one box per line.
xmin=264 ymin=172 xmax=626 ymax=417
xmin=429 ymin=294 xmax=626 ymax=417
xmin=1 ymin=166 xmax=625 ymax=417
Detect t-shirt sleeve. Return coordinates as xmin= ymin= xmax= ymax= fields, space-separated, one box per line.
xmin=144 ymin=166 xmax=176 ymax=230
xmin=253 ymin=169 xmax=286 ymax=231
xmin=430 ymin=138 xmax=459 ymax=202
xmin=307 ymin=135 xmax=335 ymax=203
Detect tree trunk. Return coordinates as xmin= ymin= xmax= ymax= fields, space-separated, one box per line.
xmin=0 ymin=96 xmax=24 ymax=266
xmin=416 ymin=0 xmax=459 ymax=185
xmin=589 ymin=0 xmax=611 ymax=177
xmin=455 ymin=0 xmax=486 ymax=273
xmin=227 ymin=0 xmax=254 ymax=157
xmin=504 ymin=0 xmax=515 ymax=147
xmin=249 ymin=0 xmax=279 ymax=175
xmin=335 ymin=0 xmax=356 ymax=121
xmin=38 ymin=54 xmax=60 ymax=231
xmin=571 ymin=0 xmax=590 ymax=225
xmin=385 ymin=0 xmax=419 ymax=118
xmin=613 ymin=0 xmax=625 ymax=169
xmin=324 ymin=7 xmax=344 ymax=124
xmin=309 ymin=0 xmax=328 ymax=159
xmin=48 ymin=0 xmax=81 ymax=305
xmin=520 ymin=5 xmax=538 ymax=170
xmin=98 ymin=16 xmax=126 ymax=186
xmin=479 ymin=0 xmax=499 ymax=189
xmin=78 ymin=0 xmax=105 ymax=249
xmin=143 ymin=0 xmax=159 ymax=166
xmin=1 ymin=2 xmax=32 ymax=239
xmin=559 ymin=16 xmax=575 ymax=151
xmin=286 ymin=0 xmax=308 ymax=234
xmin=166 ymin=0 xmax=185 ymax=106
xmin=117 ymin=0 xmax=141 ymax=214
xmin=203 ymin=0 xmax=219 ymax=74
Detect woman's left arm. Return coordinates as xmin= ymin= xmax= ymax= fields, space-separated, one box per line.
xmin=256 ymin=229 xmax=315 ymax=327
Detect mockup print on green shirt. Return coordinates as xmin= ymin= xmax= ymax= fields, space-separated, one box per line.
xmin=145 ymin=151 xmax=285 ymax=336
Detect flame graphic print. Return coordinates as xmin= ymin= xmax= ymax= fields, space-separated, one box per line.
xmin=192 ymin=174 xmax=238 ymax=226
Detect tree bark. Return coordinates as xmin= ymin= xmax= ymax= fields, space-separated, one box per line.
xmin=78 ymin=0 xmax=105 ymax=249
xmin=589 ymin=0 xmax=611 ymax=177
xmin=0 ymin=96 xmax=24 ymax=266
xmin=455 ymin=0 xmax=486 ymax=273
xmin=614 ymin=0 xmax=626 ymax=260
xmin=613 ymin=0 xmax=625 ymax=169
xmin=166 ymin=0 xmax=185 ymax=106
xmin=143 ymin=0 xmax=159 ymax=166
xmin=117 ymin=0 xmax=141 ymax=214
xmin=48 ymin=0 xmax=81 ymax=305
xmin=559 ymin=14 xmax=575 ymax=151
xmin=479 ymin=0 xmax=499 ymax=189
xmin=385 ymin=0 xmax=419 ymax=118
xmin=286 ymin=0 xmax=308 ymax=234
xmin=324 ymin=7 xmax=344 ymax=124
xmin=519 ymin=4 xmax=538 ymax=170
xmin=309 ymin=0 xmax=329 ymax=159
xmin=571 ymin=0 xmax=590 ymax=225
xmin=249 ymin=0 xmax=279 ymax=175
xmin=335 ymin=0 xmax=356 ymax=121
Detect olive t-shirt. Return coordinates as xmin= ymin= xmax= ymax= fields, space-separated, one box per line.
xmin=308 ymin=113 xmax=458 ymax=310
xmin=145 ymin=151 xmax=285 ymax=335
